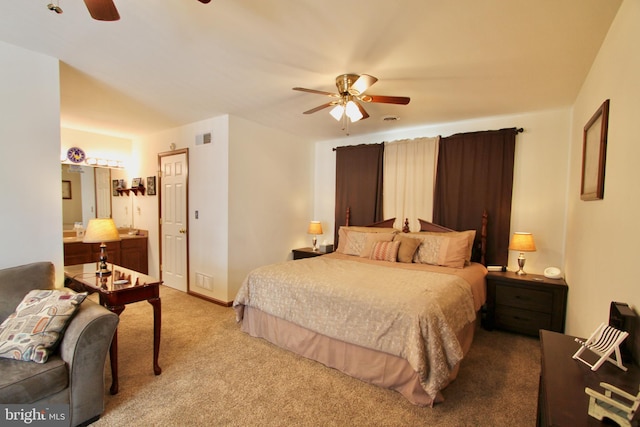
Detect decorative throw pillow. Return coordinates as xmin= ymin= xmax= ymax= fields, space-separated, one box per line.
xmin=435 ymin=234 xmax=470 ymax=268
xmin=336 ymin=226 xmax=398 ymax=255
xmin=413 ymin=230 xmax=476 ymax=264
xmin=0 ymin=289 xmax=88 ymax=363
xmin=369 ymin=240 xmax=401 ymax=262
xmin=340 ymin=230 xmax=369 ymax=256
xmin=409 ymin=233 xmax=470 ymax=268
xmin=360 ymin=233 xmax=396 ymax=258
xmin=409 ymin=233 xmax=442 ymax=265
xmin=393 ymin=235 xmax=421 ymax=263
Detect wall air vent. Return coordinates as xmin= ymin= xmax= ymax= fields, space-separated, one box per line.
xmin=195 ymin=132 xmax=212 ymax=145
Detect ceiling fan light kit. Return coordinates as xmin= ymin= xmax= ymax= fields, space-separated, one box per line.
xmin=293 ymin=73 xmax=410 ymax=134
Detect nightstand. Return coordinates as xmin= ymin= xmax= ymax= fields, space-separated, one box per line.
xmin=483 ymin=271 xmax=568 ymax=337
xmin=292 ymin=247 xmax=329 ymax=260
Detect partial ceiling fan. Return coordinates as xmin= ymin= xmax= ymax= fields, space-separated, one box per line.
xmin=293 ymin=74 xmax=410 ymax=130
xmin=47 ymin=0 xmax=211 ymax=21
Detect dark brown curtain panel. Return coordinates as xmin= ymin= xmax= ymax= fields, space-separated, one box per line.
xmin=334 ymin=143 xmax=384 ymax=244
xmin=433 ymin=128 xmax=517 ymax=266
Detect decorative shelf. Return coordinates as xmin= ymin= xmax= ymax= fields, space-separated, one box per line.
xmin=117 ymin=187 xmax=146 ymax=196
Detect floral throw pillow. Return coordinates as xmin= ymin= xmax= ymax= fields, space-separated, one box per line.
xmin=0 ymin=289 xmax=87 ymax=363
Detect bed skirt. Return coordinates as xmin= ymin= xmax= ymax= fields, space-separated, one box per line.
xmin=240 ymin=306 xmax=476 ymax=406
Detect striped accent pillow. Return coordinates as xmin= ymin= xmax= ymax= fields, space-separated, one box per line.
xmin=369 ymin=240 xmax=400 ymax=262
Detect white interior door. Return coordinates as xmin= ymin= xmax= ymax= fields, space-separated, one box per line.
xmin=160 ymin=151 xmax=188 ymax=292
xmin=94 ymin=167 xmax=112 ymax=218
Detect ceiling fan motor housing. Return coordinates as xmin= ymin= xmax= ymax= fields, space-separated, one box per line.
xmin=336 ymin=74 xmax=360 ymax=95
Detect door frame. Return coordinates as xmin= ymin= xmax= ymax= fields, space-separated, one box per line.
xmin=157 ymin=148 xmax=190 ymax=292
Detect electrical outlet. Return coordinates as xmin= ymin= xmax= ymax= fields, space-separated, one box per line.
xmin=195 ymin=210 xmax=199 ymax=219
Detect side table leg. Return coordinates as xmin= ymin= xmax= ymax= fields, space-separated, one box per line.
xmin=108 ymin=305 xmax=125 ymax=395
xmin=148 ymin=297 xmax=162 ymax=375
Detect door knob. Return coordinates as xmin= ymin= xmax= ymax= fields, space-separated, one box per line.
xmin=179 ymin=229 xmax=186 ymax=234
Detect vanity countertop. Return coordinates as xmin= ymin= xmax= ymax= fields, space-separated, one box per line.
xmin=63 ymin=230 xmax=148 ymax=243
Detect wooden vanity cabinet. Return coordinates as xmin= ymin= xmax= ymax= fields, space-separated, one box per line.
xmin=64 ymin=236 xmax=148 ymax=274
xmin=119 ymin=237 xmax=148 ymax=273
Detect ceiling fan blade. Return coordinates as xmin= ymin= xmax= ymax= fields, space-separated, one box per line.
xmin=349 ymin=74 xmax=378 ymax=95
xmin=303 ymin=102 xmax=337 ymax=114
xmin=83 ymin=0 xmax=120 ymax=21
xmin=361 ymin=95 xmax=410 ymax=105
xmin=355 ymin=101 xmax=370 ymax=120
xmin=198 ymin=0 xmax=212 ymax=3
xmin=293 ymin=87 xmax=340 ymax=98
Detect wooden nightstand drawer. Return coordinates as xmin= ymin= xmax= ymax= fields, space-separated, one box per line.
xmin=495 ymin=284 xmax=553 ymax=313
xmin=495 ymin=306 xmax=552 ymax=335
xmin=483 ymin=271 xmax=568 ymax=336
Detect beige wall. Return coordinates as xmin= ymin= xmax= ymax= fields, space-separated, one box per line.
xmin=131 ymin=115 xmax=231 ymax=295
xmin=228 ymin=115 xmax=314 ymax=301
xmin=564 ymin=0 xmax=640 ymax=337
xmin=132 ymin=114 xmax=313 ymax=303
xmin=0 ymin=41 xmax=63 ymax=282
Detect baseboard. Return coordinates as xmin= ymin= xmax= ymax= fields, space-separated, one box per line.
xmin=187 ymin=290 xmax=232 ymax=307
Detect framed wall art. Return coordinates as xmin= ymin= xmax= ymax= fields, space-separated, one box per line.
xmin=62 ymin=180 xmax=72 ymax=199
xmin=147 ymin=176 xmax=157 ymax=196
xmin=131 ymin=177 xmax=142 ymax=189
xmin=581 ymin=99 xmax=610 ymax=201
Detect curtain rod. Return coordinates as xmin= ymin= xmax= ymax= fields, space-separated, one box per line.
xmin=332 ymin=127 xmax=524 ymax=150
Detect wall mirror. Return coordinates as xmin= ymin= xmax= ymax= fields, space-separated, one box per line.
xmin=61 ymin=164 xmax=112 ymax=230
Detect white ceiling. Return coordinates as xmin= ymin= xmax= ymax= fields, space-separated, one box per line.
xmin=0 ymin=0 xmax=622 ymax=141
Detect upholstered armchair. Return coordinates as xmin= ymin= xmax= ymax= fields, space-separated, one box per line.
xmin=0 ymin=262 xmax=119 ymax=426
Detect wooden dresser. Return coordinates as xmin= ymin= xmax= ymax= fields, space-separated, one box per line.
xmin=537 ymin=330 xmax=640 ymax=426
xmin=484 ymin=271 xmax=568 ymax=336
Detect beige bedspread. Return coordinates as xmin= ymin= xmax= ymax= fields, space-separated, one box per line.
xmin=234 ymin=253 xmax=486 ymax=401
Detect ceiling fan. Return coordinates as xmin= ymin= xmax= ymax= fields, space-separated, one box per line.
xmin=48 ymin=0 xmax=211 ymax=21
xmin=293 ymin=74 xmax=410 ymax=130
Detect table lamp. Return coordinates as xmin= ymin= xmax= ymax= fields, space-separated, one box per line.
xmin=83 ymin=218 xmax=121 ymax=276
xmin=307 ymin=221 xmax=323 ymax=252
xmin=508 ymin=232 xmax=536 ymax=275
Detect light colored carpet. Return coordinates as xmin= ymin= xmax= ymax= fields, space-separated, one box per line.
xmin=89 ymin=286 xmax=540 ymax=426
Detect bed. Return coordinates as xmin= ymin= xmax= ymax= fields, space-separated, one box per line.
xmin=233 ymin=216 xmax=488 ymax=406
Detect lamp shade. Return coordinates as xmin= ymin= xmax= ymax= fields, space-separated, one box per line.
xmin=508 ymin=232 xmax=536 ymax=252
xmin=307 ymin=221 xmax=323 ymax=235
xmin=345 ymin=100 xmax=363 ymax=122
xmin=329 ymin=104 xmax=344 ymax=121
xmin=83 ymin=218 xmax=121 ymax=243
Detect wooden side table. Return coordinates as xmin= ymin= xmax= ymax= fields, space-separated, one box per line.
xmin=484 ymin=270 xmax=568 ymax=336
xmin=64 ymin=263 xmax=162 ymax=395
xmin=292 ymin=247 xmax=329 ymax=260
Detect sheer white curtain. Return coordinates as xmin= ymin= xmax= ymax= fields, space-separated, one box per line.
xmin=383 ymin=136 xmax=439 ymax=232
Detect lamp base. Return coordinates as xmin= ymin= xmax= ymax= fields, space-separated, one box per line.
xmin=516 ymin=253 xmax=527 ymax=275
xmin=311 ymin=236 xmax=318 ymax=252
xmin=95 ymin=267 xmax=112 ymax=277
xmin=95 ymin=243 xmax=112 ymax=276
